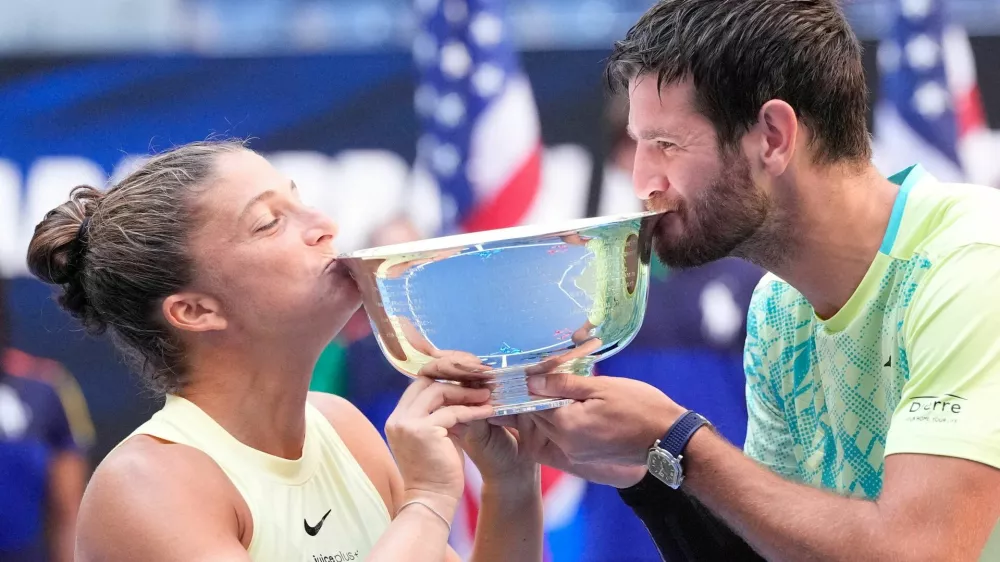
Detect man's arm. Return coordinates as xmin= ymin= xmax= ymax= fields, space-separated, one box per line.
xmin=681 ymin=431 xmax=1000 ymax=562
xmin=610 ymin=291 xmax=787 ymax=562
xmin=76 ymin=438 xmax=250 ymax=562
xmin=618 ymin=283 xmax=793 ymax=561
xmin=618 ymin=472 xmax=765 ymax=561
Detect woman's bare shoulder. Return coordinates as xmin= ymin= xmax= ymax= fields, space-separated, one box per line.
xmin=307 ymin=392 xmax=372 ymax=428
xmin=76 ymin=435 xmax=248 ymax=562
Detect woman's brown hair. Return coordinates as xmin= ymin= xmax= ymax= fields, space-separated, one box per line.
xmin=27 ymin=140 xmax=248 ymax=393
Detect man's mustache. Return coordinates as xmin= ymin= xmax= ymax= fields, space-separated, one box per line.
xmin=645 ymin=193 xmax=680 ymax=214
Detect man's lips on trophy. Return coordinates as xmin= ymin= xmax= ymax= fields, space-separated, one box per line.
xmin=645 ymin=194 xmax=679 ymax=232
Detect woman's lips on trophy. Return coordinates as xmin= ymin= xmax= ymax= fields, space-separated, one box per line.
xmin=323 ymin=257 xmax=353 ymax=281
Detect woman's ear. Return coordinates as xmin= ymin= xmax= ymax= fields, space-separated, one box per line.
xmin=162 ymin=293 xmax=227 ymax=333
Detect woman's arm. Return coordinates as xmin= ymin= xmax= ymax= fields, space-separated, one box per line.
xmin=311 ymin=394 xmax=453 ymax=559
xmin=425 ymin=352 xmax=545 ymax=562
xmin=76 ymin=437 xmax=250 ymax=562
xmin=465 ymin=464 xmax=543 ymax=562
xmin=311 ymin=391 xmax=543 ymax=562
xmin=390 ymin=454 xmax=543 ymax=562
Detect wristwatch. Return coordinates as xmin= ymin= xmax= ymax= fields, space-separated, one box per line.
xmin=646 ymin=410 xmax=712 ymax=489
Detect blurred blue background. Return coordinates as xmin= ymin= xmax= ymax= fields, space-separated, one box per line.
xmin=1 ymin=0 xmax=1000 ymax=53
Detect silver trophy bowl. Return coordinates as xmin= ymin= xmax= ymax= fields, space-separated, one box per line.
xmin=339 ymin=211 xmax=661 ymax=416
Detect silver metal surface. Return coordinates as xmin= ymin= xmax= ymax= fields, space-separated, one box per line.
xmin=339 ymin=211 xmax=661 ymax=416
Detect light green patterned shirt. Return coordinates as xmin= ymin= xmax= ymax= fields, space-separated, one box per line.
xmin=743 ymin=165 xmax=1000 ymax=556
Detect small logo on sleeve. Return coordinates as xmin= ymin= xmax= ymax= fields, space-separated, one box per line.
xmin=904 ymin=394 xmax=967 ymax=424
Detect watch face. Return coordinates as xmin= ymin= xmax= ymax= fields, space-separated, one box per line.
xmin=648 ymin=449 xmax=682 ymax=488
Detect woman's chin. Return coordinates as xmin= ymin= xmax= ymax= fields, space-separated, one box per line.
xmin=319 ymin=293 xmax=363 ymax=335
xmin=322 ymin=266 xmax=362 ymax=302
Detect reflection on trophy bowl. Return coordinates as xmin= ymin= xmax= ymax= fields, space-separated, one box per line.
xmin=339 ymin=211 xmax=662 ymax=417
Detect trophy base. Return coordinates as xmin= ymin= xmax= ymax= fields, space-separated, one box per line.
xmin=492 ymin=397 xmax=575 ymax=417
xmin=485 ymin=361 xmax=593 ymax=417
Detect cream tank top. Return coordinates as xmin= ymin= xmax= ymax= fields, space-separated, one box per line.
xmin=118 ymin=395 xmax=391 ymax=561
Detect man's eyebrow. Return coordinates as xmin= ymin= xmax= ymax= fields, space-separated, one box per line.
xmin=635 ymin=127 xmax=676 ymax=141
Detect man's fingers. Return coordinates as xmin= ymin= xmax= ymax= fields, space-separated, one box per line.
xmin=525 ymin=339 xmax=603 ymax=377
xmin=460 ymin=419 xmax=495 ymax=449
xmin=527 ymin=372 xmax=601 ymax=400
xmin=532 ymin=435 xmax=575 ymax=470
xmin=449 ymin=423 xmax=470 ymax=439
xmin=507 ymin=415 xmax=563 ymax=464
xmin=525 ymin=410 xmax=561 ymax=432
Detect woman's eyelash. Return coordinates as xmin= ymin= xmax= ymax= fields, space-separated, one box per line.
xmin=255 ymin=218 xmax=280 ymax=233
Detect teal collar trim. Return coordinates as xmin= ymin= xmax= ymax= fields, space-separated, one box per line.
xmin=879 ymin=164 xmax=925 ymax=255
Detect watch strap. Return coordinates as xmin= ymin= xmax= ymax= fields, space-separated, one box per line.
xmin=661 ymin=410 xmax=709 ymax=458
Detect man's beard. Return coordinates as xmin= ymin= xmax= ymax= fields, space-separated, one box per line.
xmin=646 ymin=151 xmax=779 ymax=269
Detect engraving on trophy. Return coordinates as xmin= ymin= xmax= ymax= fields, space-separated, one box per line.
xmin=625 ymin=233 xmax=639 ymax=294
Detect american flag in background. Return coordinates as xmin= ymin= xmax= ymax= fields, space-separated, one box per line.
xmin=452 ymin=456 xmax=588 ymax=561
xmin=411 ymin=1 xmax=586 ymax=560
xmin=873 ymin=0 xmax=995 ymax=184
xmin=412 ymin=0 xmax=543 ymax=234
xmin=940 ymin=22 xmax=995 ymax=185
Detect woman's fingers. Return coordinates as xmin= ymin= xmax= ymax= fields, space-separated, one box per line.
xmin=426 ymin=403 xmax=495 ymax=429
xmin=394 ymin=375 xmax=434 ymax=410
xmin=406 ymin=380 xmax=491 ymax=416
xmin=421 ymin=350 xmax=492 ymax=381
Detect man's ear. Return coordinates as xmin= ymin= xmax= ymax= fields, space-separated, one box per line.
xmin=751 ymin=99 xmax=799 ymax=176
xmin=162 ymin=293 xmax=227 ymax=333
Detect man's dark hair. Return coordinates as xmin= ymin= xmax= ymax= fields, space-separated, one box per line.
xmin=607 ymin=0 xmax=871 ymax=164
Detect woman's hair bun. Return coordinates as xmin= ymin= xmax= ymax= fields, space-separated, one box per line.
xmin=26 ymin=185 xmax=105 ymax=331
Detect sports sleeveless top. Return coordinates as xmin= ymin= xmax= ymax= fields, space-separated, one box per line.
xmin=118 ymin=395 xmax=391 ymax=561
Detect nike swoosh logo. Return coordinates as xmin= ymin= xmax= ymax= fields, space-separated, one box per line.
xmin=304 ymin=509 xmax=332 ymax=537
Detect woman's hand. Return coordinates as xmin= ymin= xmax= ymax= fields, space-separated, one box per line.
xmin=384 ymin=378 xmax=494 ymax=511
xmin=419 ymin=351 xmax=538 ymax=485
xmin=455 ymin=421 xmax=539 ymax=483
